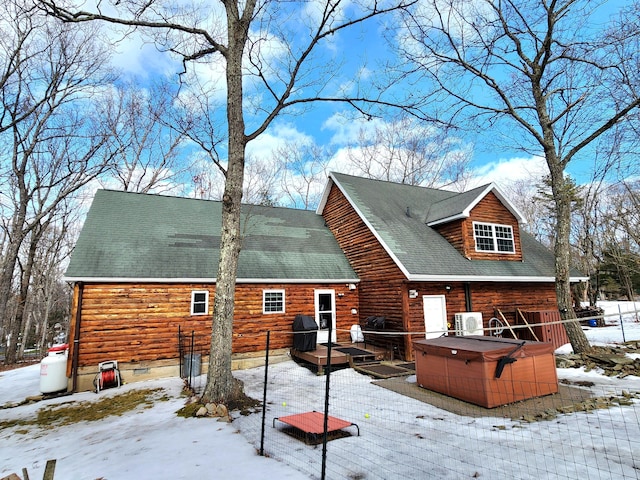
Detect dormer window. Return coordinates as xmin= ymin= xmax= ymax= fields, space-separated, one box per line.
xmin=473 ymin=222 xmax=515 ymax=253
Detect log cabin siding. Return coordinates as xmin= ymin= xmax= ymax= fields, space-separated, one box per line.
xmin=322 ymin=185 xmax=406 ymax=281
xmin=322 ymin=185 xmax=409 ymax=357
xmin=468 ymin=282 xmax=557 ymax=318
xmin=433 ymin=219 xmax=466 ymax=257
xmin=358 ymin=279 xmax=408 ymax=359
xmin=321 ymin=186 xmax=407 ymax=318
xmin=435 ymin=192 xmax=523 ymax=261
xmin=405 ymin=282 xmax=558 ymax=344
xmin=70 ymin=282 xmax=358 ymax=369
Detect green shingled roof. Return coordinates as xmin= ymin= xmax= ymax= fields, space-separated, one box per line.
xmin=65 ymin=190 xmax=358 ymax=282
xmin=426 ymin=184 xmax=490 ymax=224
xmin=323 ymin=172 xmax=584 ymax=282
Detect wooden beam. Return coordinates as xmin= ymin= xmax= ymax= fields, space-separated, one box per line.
xmin=517 ymin=308 xmax=540 ymax=342
xmin=496 ymin=309 xmax=518 ymax=339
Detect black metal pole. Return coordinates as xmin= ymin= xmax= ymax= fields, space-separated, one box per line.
xmin=189 ymin=330 xmax=195 ymax=387
xmin=260 ymin=331 xmax=271 ymax=456
xmin=178 ymin=325 xmax=182 ymax=378
xmin=321 ymin=321 xmax=332 ymax=480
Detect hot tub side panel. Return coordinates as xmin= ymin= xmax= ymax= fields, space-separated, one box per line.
xmin=414 ymin=348 xmax=450 ymax=397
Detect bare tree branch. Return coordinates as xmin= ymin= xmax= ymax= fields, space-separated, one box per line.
xmin=33 ymin=0 xmax=423 ymax=403
xmin=397 ymin=0 xmax=640 ymax=353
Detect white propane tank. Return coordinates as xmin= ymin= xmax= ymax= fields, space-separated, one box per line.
xmin=40 ymin=344 xmax=68 ymax=394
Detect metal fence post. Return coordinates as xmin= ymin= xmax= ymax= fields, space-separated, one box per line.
xmin=260 ymin=331 xmax=270 ymax=456
xmin=178 ymin=325 xmax=182 ymax=379
xmin=619 ymin=304 xmax=626 ymax=343
xmin=321 ymin=322 xmax=333 ymax=480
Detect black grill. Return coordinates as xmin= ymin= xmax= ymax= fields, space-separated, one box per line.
xmin=292 ymin=314 xmax=318 ymax=352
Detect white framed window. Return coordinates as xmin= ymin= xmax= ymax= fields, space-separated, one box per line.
xmin=191 ymin=291 xmax=209 ymax=315
xmin=263 ymin=290 xmax=285 ymax=314
xmin=473 ymin=222 xmax=515 ymax=253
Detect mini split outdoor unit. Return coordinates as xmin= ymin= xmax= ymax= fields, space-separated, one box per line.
xmin=454 ymin=312 xmax=484 ymax=336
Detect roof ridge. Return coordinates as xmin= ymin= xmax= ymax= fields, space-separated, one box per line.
xmin=97 ymin=189 xmax=316 ymax=213
xmin=329 ymin=171 xmax=460 ymax=194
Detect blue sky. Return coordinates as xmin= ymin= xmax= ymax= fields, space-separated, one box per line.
xmin=102 ymin=0 xmax=630 ymax=195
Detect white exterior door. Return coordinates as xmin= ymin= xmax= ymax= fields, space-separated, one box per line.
xmin=315 ymin=290 xmax=336 ymax=344
xmin=422 ymin=295 xmax=448 ymax=339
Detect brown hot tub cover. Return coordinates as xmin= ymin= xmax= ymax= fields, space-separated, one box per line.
xmin=413 ymin=336 xmax=558 ymax=408
xmin=414 ymin=336 xmax=553 ymax=362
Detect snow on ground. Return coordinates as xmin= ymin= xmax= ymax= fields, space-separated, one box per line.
xmin=0 ymin=367 xmax=308 ymax=480
xmin=1 ymin=301 xmax=640 ymax=479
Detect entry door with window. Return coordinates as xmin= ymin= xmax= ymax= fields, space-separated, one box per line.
xmin=315 ymin=290 xmax=336 ymax=344
xmin=422 ymin=295 xmax=448 ymax=339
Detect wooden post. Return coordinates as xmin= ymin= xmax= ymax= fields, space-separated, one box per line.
xmin=42 ymin=460 xmax=56 ymax=480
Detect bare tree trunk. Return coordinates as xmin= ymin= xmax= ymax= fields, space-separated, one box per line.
xmin=0 ymin=251 xmax=19 ymax=360
xmin=36 ymin=0 xmax=425 ymax=407
xmin=201 ymin=3 xmax=252 ymax=405
xmin=18 ymin=312 xmax=33 ymax=358
xmin=12 ymin=226 xmax=42 ymax=361
xmin=550 ymin=169 xmax=591 ymax=354
xmin=1 ymin=223 xmax=27 ymax=364
xmin=617 ymin=263 xmax=635 ymax=301
xmin=532 ymin=80 xmax=592 ymax=353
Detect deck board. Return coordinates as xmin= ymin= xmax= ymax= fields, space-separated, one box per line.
xmin=290 ymin=343 xmax=385 ymax=374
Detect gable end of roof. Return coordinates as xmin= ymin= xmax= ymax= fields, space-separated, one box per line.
xmin=426 ymin=183 xmax=527 ymax=226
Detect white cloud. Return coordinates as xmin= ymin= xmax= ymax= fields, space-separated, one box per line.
xmin=302 ymin=0 xmax=354 ymax=30
xmin=246 ymin=122 xmax=314 ymax=160
xmin=324 ymin=147 xmax=361 ymax=176
xmin=468 ymin=155 xmax=549 ymax=190
xmin=70 ymin=0 xmax=226 ymax=80
xmin=109 ymin=35 xmax=181 ymax=79
xmin=322 ymin=112 xmax=386 ymax=145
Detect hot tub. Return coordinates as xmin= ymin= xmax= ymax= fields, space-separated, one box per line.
xmin=413 ymin=336 xmax=558 ymax=408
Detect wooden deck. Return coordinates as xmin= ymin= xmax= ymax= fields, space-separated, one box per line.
xmin=290 ymin=342 xmax=386 ymax=374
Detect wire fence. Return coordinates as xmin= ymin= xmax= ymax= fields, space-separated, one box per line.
xmin=226 ymin=310 xmax=640 ymax=480
xmin=178 ymin=327 xmax=210 ymax=391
